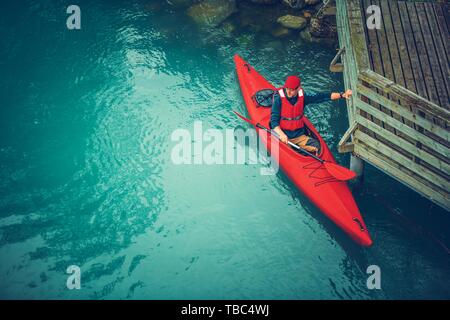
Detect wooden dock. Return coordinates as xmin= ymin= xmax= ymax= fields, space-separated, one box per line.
xmin=333 ymin=0 xmax=450 ymax=210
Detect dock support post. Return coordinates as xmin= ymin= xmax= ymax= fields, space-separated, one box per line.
xmin=350 ymin=154 xmax=364 ymax=182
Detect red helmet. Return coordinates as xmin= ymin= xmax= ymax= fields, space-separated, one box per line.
xmin=284 ymin=75 xmax=301 ymax=89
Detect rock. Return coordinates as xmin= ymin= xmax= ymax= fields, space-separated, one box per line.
xmin=277 ymin=15 xmax=308 ymax=30
xmin=299 ymin=29 xmax=313 ymax=42
xmin=300 ymin=28 xmax=336 ymax=44
xmin=187 ymin=0 xmax=236 ymax=27
xmin=271 ymin=26 xmax=291 ymax=38
xmin=282 ymin=0 xmax=306 ymax=10
xmin=305 ymin=0 xmax=321 ymax=5
xmin=322 ymin=5 xmax=337 ymax=16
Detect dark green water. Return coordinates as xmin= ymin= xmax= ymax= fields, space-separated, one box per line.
xmin=0 ymin=0 xmax=449 ymax=299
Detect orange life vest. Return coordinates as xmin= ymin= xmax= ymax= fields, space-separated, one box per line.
xmin=279 ymin=88 xmax=305 ymax=131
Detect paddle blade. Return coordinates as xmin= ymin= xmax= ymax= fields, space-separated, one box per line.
xmin=324 ymin=162 xmax=357 ymax=181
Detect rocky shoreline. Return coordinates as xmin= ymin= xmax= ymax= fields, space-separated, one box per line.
xmin=167 ymin=0 xmax=337 ymax=44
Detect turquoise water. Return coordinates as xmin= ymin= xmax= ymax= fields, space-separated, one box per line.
xmin=0 ymin=0 xmax=449 ymax=299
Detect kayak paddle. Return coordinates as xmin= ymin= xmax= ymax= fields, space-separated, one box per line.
xmin=234 ymin=111 xmax=357 ymax=181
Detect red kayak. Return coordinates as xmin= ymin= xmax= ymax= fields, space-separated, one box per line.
xmin=234 ymin=54 xmax=372 ymax=247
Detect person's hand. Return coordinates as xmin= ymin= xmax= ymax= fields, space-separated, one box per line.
xmin=273 ymin=127 xmax=289 ymax=144
xmin=279 ymin=132 xmax=289 ymax=144
xmin=342 ymin=89 xmax=353 ymax=99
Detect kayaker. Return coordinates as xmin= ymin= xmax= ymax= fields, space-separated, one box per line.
xmin=270 ymin=75 xmax=352 ymax=155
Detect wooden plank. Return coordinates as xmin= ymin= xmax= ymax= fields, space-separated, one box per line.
xmin=348 ymin=0 xmax=370 ymax=70
xmin=338 ymin=142 xmax=355 ymax=154
xmin=359 ymin=70 xmax=450 ymax=122
xmin=361 ymin=0 xmax=383 ymax=80
xmin=387 ymin=0 xmax=419 ymax=135
xmin=423 ymin=2 xmax=450 ymax=130
xmin=336 ymin=0 xmax=358 ymax=124
xmin=360 ymin=0 xmax=382 ymax=129
xmin=397 ymin=1 xmax=429 ymax=100
xmin=379 ymin=0 xmax=404 ymax=88
xmin=369 ymin=0 xmax=395 ymax=133
xmin=392 ymin=1 xmax=427 ymax=153
xmin=415 ymin=3 xmax=449 ymax=109
xmin=338 ymin=121 xmax=357 ymax=153
xmin=433 ymin=2 xmax=450 ymax=60
xmin=370 ymin=0 xmax=393 ymax=79
xmin=442 ymin=2 xmax=450 ymax=34
xmin=354 ymin=143 xmax=450 ymax=211
xmin=378 ymin=0 xmax=417 ymax=144
xmin=354 ymin=130 xmax=450 ymax=192
xmin=357 ymin=84 xmax=449 ymax=141
xmin=356 ymin=99 xmax=450 ymax=158
xmin=406 ymin=2 xmax=440 ymax=106
xmin=388 ymin=1 xmax=417 ymax=95
xmin=424 ymin=2 xmax=450 ymax=107
xmin=362 ymin=0 xmax=393 ymax=135
xmin=355 ymin=112 xmax=450 ymax=173
xmin=330 ymin=48 xmax=344 ymax=72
